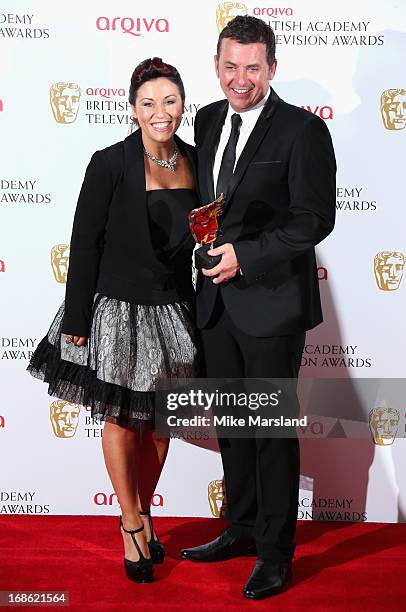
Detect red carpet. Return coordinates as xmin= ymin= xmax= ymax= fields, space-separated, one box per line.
xmin=1 ymin=516 xmax=405 ymax=610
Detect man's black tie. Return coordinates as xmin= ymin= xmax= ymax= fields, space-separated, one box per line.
xmin=215 ymin=113 xmax=242 ymax=199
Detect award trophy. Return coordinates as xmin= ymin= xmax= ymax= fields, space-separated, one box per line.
xmin=188 ymin=193 xmax=225 ymax=270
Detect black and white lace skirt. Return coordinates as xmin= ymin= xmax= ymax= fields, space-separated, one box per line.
xmin=27 ymin=294 xmax=199 ymax=430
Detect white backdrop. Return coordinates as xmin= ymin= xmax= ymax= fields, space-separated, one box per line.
xmin=1 ymin=0 xmax=405 ymax=522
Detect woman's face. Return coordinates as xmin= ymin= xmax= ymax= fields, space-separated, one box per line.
xmin=132 ymin=77 xmax=183 ymax=148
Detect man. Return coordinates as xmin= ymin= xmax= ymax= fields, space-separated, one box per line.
xmin=181 ymin=16 xmax=336 ymax=600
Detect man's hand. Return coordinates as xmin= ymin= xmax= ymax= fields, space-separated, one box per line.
xmin=202 ymin=243 xmax=240 ymax=284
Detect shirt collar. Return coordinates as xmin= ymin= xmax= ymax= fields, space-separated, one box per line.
xmin=225 ymin=87 xmax=271 ymax=127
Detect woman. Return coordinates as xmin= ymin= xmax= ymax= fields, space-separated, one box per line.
xmin=27 ymin=58 xmax=199 ymax=583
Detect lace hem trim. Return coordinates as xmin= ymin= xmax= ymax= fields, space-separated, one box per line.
xmin=27 ymin=337 xmax=155 ymax=430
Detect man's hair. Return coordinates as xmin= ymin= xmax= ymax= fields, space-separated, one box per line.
xmin=217 ymin=15 xmax=276 ymax=66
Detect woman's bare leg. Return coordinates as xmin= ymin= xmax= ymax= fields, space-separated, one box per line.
xmin=138 ymin=431 xmax=170 ymax=539
xmin=102 ymin=421 xmax=150 ymax=561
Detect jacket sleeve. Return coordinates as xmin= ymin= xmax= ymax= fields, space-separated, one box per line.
xmin=194 ymin=109 xmax=202 ymax=147
xmin=233 ymin=115 xmax=336 ymax=285
xmin=62 ymin=150 xmax=113 ymax=336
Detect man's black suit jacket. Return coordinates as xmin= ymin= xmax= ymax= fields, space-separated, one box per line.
xmin=194 ymin=88 xmax=336 ymax=337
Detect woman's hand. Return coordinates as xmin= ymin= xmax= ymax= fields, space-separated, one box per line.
xmin=65 ymin=334 xmax=87 ymax=347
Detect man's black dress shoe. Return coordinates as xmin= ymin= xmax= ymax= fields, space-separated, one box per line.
xmin=243 ymin=559 xmax=292 ymax=600
xmin=181 ymin=530 xmax=256 ymax=562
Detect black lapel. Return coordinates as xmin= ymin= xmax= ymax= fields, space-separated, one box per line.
xmin=202 ymin=100 xmax=228 ymax=202
xmin=123 ymin=129 xmax=168 ymax=272
xmin=175 ymin=134 xmax=198 ymax=188
xmin=225 ymin=88 xmax=280 ymax=208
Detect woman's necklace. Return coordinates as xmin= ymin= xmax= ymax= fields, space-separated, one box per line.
xmin=143 ymin=145 xmax=178 ymax=172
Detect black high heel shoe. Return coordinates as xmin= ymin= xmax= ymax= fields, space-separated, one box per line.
xmin=140 ymin=511 xmax=165 ymax=564
xmin=120 ymin=516 xmax=154 ymax=583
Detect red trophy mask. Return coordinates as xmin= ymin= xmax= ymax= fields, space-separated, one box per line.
xmin=188 ymin=194 xmax=225 ymax=270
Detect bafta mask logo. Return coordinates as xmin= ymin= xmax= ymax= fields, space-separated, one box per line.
xmin=50 ymin=400 xmax=80 ymax=438
xmin=208 ymin=479 xmax=226 ymax=517
xmin=216 ymin=2 xmax=248 ymax=33
xmin=50 ymin=82 xmax=81 ymax=124
xmin=374 ymin=251 xmax=405 ymax=291
xmin=380 ymin=89 xmax=406 ymax=131
xmin=51 ymin=244 xmax=70 ymax=284
xmin=369 ymin=406 xmax=400 ymax=446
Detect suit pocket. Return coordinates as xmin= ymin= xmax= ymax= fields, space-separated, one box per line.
xmin=246 ymin=160 xmax=287 ymax=186
xmin=249 ymin=160 xmax=284 ymax=165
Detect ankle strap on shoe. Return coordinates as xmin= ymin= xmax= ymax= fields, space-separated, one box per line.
xmin=139 ymin=511 xmax=151 ymax=516
xmin=120 ymin=517 xmax=148 ymax=561
xmin=120 ymin=516 xmax=145 ymax=535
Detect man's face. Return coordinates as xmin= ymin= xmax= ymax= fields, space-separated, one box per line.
xmin=215 ymin=38 xmax=276 ymax=113
xmin=375 ymin=254 xmax=404 ymax=291
xmin=55 ymin=87 xmax=80 ymax=123
xmin=382 ymin=92 xmax=406 ymax=130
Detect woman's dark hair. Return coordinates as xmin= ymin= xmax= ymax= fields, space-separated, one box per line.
xmin=217 ymin=15 xmax=276 ymax=66
xmin=129 ymin=57 xmax=185 ymax=105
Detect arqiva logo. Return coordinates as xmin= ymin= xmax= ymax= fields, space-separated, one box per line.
xmin=301 ymin=105 xmax=333 ymax=120
xmin=96 ymin=16 xmax=169 ymax=37
xmin=252 ymin=6 xmax=293 ymax=17
xmin=93 ymin=492 xmax=164 ymax=507
xmin=86 ymin=87 xmax=126 ymax=98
